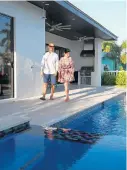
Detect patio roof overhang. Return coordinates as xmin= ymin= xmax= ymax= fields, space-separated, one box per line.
xmin=29 ymin=1 xmax=118 ymax=41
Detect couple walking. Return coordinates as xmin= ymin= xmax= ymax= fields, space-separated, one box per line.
xmin=40 ymin=43 xmax=74 ymax=102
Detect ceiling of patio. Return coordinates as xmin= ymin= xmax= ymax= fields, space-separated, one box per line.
xmin=29 ymin=1 xmax=117 ymax=41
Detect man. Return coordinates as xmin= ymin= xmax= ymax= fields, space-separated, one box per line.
xmin=40 ymin=43 xmax=59 ymax=100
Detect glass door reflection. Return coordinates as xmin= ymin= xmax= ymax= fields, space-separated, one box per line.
xmin=0 ymin=13 xmax=14 ymax=99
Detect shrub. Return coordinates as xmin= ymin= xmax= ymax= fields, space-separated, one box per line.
xmin=116 ymin=70 xmax=126 ymax=86
xmin=101 ymin=72 xmax=116 ymax=85
xmin=119 ymin=66 xmax=123 ymax=71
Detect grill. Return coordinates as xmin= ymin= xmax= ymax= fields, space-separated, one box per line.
xmin=80 ymin=66 xmax=94 ymax=85
xmin=80 ymin=66 xmax=94 ymax=76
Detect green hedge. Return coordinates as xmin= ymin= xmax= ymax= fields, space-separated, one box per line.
xmin=116 ymin=70 xmax=126 ymax=86
xmin=101 ymin=72 xmax=116 ymax=85
xmin=102 ymin=71 xmax=127 ymax=86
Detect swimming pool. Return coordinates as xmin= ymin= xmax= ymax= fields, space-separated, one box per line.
xmin=0 ymin=94 xmax=126 ymax=170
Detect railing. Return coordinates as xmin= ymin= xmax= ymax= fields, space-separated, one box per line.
xmin=103 ymin=71 xmax=126 ymax=76
xmin=78 ymin=70 xmax=127 ymax=86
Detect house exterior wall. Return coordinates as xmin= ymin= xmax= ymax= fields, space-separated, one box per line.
xmin=102 ymin=51 xmax=115 ymax=71
xmin=46 ymin=32 xmax=94 ymax=71
xmin=102 ymin=57 xmax=115 ymax=71
xmin=0 ymin=1 xmax=45 ymax=99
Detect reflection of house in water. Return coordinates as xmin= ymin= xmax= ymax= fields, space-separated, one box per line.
xmin=32 ymin=128 xmax=100 ymax=170
xmin=32 ymin=138 xmax=92 ymax=170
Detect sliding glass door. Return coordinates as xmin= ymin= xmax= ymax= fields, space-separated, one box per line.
xmin=0 ymin=13 xmax=14 ymax=99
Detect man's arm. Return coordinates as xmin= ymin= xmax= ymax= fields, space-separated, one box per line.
xmin=41 ymin=54 xmax=46 ymax=72
xmin=55 ymin=54 xmax=59 ymax=74
xmin=41 ymin=54 xmax=46 ymax=76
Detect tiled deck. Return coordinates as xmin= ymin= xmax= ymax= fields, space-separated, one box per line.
xmin=0 ymin=85 xmax=125 ymax=127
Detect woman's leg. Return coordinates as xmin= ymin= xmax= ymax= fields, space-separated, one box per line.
xmin=64 ymin=82 xmax=69 ymax=101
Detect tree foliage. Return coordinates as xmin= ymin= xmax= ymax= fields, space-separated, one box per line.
xmin=120 ymin=53 xmax=127 ymax=65
xmin=120 ymin=40 xmax=127 ymax=65
xmin=116 ymin=70 xmax=126 ymax=86
xmin=102 ymin=41 xmax=121 ymax=59
xmin=102 ymin=40 xmax=127 ymax=70
xmin=121 ymin=40 xmax=127 ymax=50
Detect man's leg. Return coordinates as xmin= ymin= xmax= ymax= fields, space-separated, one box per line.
xmin=40 ymin=74 xmax=49 ymax=100
xmin=50 ymin=84 xmax=55 ymax=99
xmin=42 ymin=83 xmax=48 ymax=98
xmin=50 ymin=74 xmax=56 ymax=100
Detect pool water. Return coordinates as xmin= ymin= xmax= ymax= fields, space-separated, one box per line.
xmin=55 ymin=96 xmax=126 ymax=137
xmin=0 ymin=95 xmax=126 ymax=170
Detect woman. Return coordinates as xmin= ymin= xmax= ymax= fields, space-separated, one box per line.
xmin=58 ymin=49 xmax=74 ymax=102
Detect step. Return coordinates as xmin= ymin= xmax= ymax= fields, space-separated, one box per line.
xmin=0 ymin=116 xmax=31 ymax=139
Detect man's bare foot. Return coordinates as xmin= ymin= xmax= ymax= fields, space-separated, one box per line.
xmin=40 ymin=96 xmax=46 ymax=100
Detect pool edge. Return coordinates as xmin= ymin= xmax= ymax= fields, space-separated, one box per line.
xmin=45 ymin=92 xmax=126 ymax=127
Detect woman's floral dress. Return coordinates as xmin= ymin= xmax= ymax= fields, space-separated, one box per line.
xmin=58 ymin=57 xmax=74 ymax=83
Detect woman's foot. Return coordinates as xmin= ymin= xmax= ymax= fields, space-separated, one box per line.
xmin=50 ymin=95 xmax=54 ymax=100
xmin=64 ymin=97 xmax=70 ymax=102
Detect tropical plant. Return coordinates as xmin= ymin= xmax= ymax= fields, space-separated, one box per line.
xmin=119 ymin=66 xmax=124 ymax=71
xmin=120 ymin=53 xmax=126 ymax=65
xmin=101 ymin=72 xmax=116 ymax=85
xmin=119 ymin=40 xmax=127 ymax=70
xmin=102 ymin=41 xmax=121 ymax=58
xmin=116 ymin=70 xmax=126 ymax=86
xmin=121 ymin=40 xmax=127 ymax=50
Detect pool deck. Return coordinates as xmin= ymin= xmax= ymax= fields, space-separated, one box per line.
xmin=0 ymin=85 xmax=126 ymax=127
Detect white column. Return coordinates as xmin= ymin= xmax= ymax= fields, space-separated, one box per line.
xmin=78 ymin=71 xmax=81 ymax=85
xmin=92 ymin=38 xmax=103 ymax=87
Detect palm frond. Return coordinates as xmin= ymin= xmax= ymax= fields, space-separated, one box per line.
xmin=0 ymin=38 xmax=7 ymax=46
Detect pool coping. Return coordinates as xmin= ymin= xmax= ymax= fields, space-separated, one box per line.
xmin=45 ymin=92 xmax=126 ymax=127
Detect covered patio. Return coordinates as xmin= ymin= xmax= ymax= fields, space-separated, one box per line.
xmin=31 ymin=1 xmax=117 ymax=87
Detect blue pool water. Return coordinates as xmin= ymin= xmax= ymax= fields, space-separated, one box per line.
xmin=0 ymin=95 xmax=126 ymax=170
xmin=55 ymin=96 xmax=126 ymax=137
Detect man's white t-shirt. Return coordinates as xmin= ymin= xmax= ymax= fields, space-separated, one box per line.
xmin=41 ymin=52 xmax=59 ymax=74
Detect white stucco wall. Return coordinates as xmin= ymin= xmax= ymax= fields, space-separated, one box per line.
xmin=46 ymin=32 xmax=94 ymax=71
xmin=0 ymin=1 xmax=45 ymax=99
xmin=91 ymin=38 xmax=102 ymax=86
